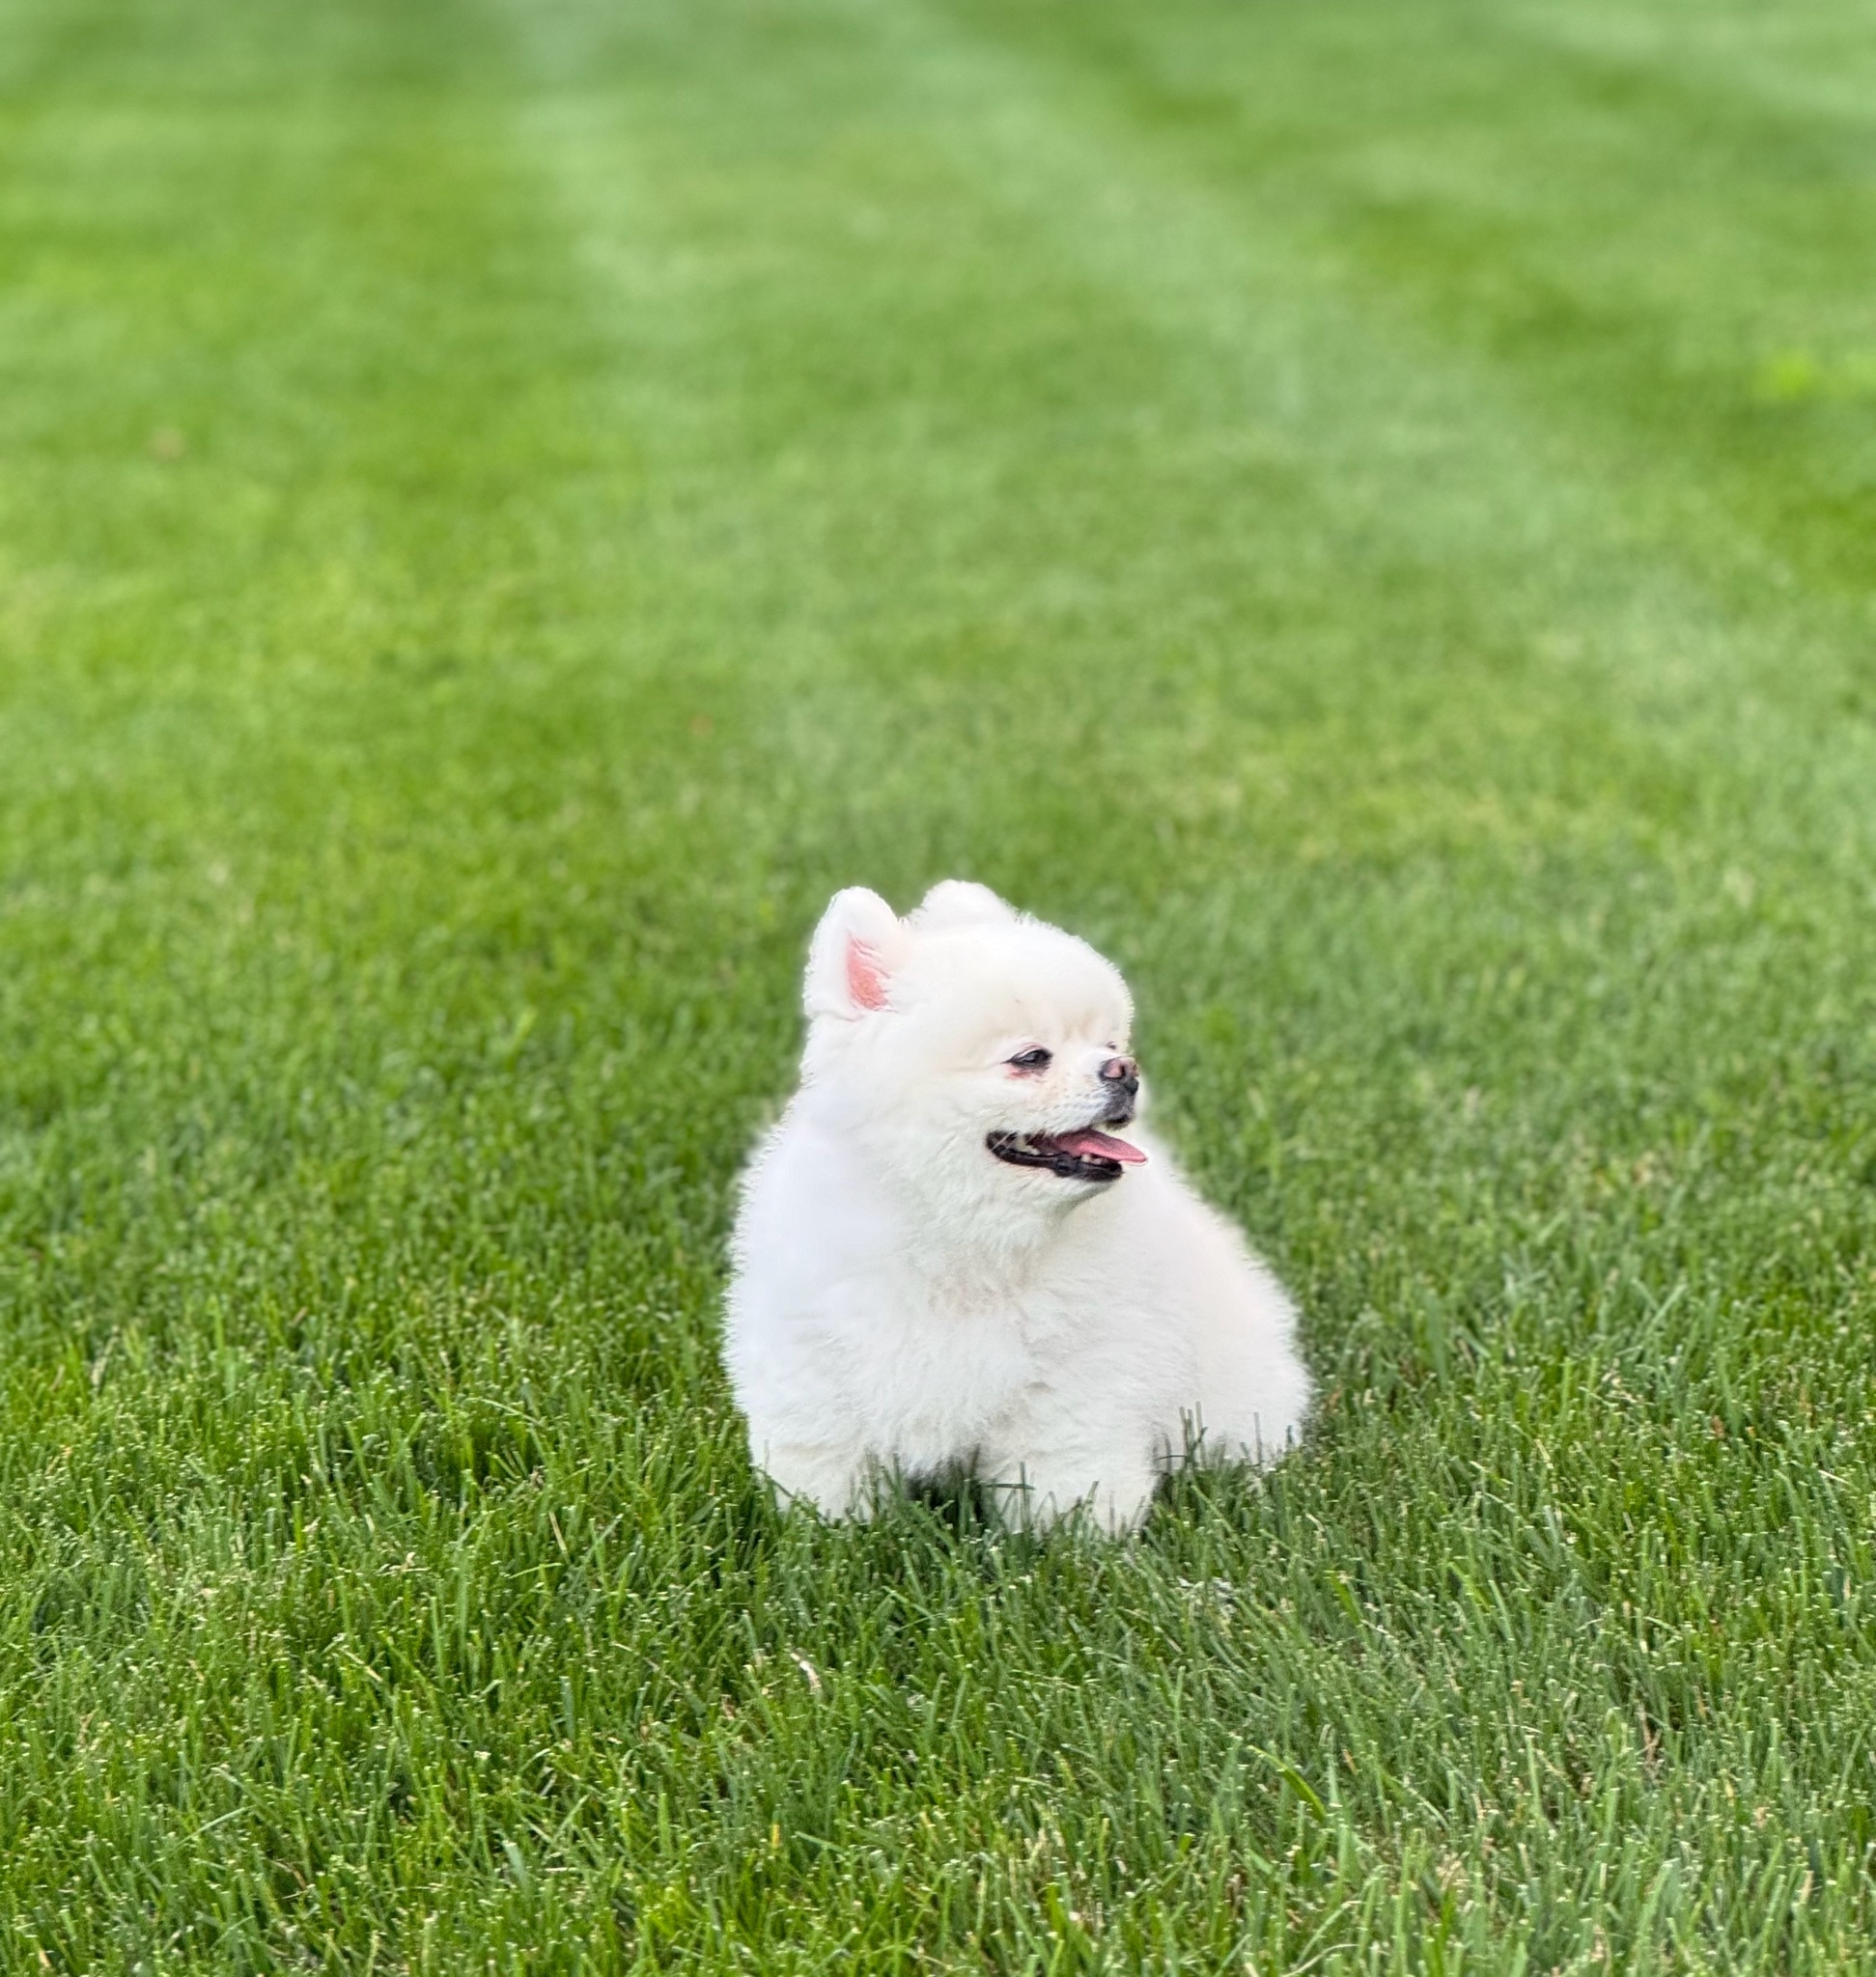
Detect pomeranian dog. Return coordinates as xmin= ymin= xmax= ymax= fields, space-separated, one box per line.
xmin=724 ymin=881 xmax=1309 ymax=1531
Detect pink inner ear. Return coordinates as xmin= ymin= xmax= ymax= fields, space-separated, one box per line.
xmin=846 ymin=937 xmax=889 ymax=1011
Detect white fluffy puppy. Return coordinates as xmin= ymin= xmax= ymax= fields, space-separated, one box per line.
xmin=724 ymin=881 xmax=1309 ymax=1531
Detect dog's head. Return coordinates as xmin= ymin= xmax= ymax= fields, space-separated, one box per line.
xmin=798 ymin=881 xmax=1146 ymax=1218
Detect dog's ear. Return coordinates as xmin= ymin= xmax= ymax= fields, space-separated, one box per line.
xmin=909 ymin=879 xmax=1019 ymax=933
xmin=804 ymin=887 xmax=910 ymax=1019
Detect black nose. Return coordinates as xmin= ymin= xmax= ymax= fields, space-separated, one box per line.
xmin=1100 ymin=1055 xmax=1139 ymax=1096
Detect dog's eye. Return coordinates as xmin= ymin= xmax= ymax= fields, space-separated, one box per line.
xmin=1008 ymin=1047 xmax=1052 ymax=1072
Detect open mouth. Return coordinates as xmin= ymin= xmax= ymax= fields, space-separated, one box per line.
xmin=986 ymin=1126 xmax=1147 ymax=1183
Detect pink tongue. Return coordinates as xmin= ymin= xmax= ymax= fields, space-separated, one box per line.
xmin=1054 ymin=1128 xmax=1147 ymax=1165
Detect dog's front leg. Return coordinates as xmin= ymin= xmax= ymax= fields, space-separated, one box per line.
xmin=981 ymin=1440 xmax=1159 ymax=1535
xmin=748 ymin=1433 xmax=877 ymax=1520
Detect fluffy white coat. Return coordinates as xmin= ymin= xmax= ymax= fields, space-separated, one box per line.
xmin=724 ymin=881 xmax=1309 ymax=1531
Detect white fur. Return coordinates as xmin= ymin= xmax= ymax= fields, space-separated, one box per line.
xmin=724 ymin=882 xmax=1310 ymax=1532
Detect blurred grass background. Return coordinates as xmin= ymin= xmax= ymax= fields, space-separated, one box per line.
xmin=1 ymin=0 xmax=1873 ymax=1967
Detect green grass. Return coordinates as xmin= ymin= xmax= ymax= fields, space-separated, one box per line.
xmin=1 ymin=0 xmax=1874 ymax=1966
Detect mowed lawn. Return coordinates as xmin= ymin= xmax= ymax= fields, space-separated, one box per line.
xmin=2 ymin=0 xmax=1874 ymax=1967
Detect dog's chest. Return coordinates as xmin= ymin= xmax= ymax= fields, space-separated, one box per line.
xmin=846 ymin=1273 xmax=1075 ymax=1468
